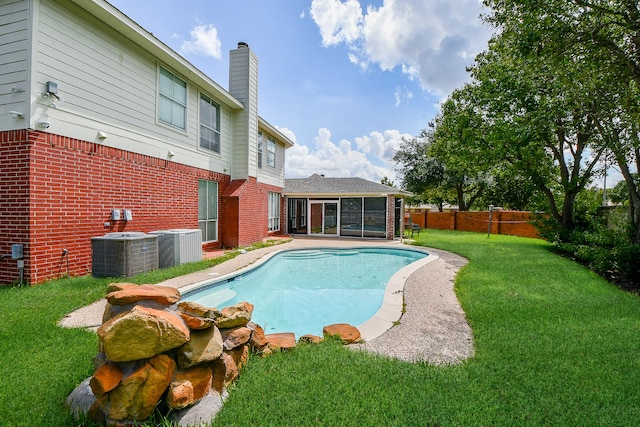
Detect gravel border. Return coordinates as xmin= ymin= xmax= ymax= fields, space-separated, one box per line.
xmin=351 ymin=248 xmax=474 ymax=365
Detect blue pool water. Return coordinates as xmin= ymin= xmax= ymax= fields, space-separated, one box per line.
xmin=182 ymin=247 xmax=428 ymax=337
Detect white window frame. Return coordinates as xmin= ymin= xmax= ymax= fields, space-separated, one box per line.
xmin=199 ymin=93 xmax=221 ymax=153
xmin=198 ymin=180 xmax=218 ymax=242
xmin=266 ymin=136 xmax=276 ymax=168
xmin=258 ymin=131 xmax=263 ymax=169
xmin=300 ymin=201 xmax=306 ymax=227
xmin=159 ymin=66 xmax=187 ymax=130
xmin=268 ymin=192 xmax=280 ymax=232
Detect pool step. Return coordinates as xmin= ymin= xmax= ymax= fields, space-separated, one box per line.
xmin=281 ymin=249 xmax=359 ymax=259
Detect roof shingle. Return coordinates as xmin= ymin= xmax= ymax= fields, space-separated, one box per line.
xmin=284 ymin=174 xmax=410 ymax=196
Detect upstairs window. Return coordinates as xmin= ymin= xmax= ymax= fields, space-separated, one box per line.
xmin=200 ymin=94 xmax=220 ymax=153
xmin=267 ymin=136 xmax=276 ymax=168
xmin=159 ymin=67 xmax=187 ymax=130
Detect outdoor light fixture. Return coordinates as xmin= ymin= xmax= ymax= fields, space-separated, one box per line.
xmin=97 ymin=131 xmax=108 ymax=139
xmin=167 ymin=150 xmax=175 ymax=158
xmin=37 ymin=121 xmax=51 ymax=129
xmin=9 ymin=111 xmax=24 ymax=120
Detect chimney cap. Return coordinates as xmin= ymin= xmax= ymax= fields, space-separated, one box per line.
xmin=238 ymin=41 xmax=249 ymax=48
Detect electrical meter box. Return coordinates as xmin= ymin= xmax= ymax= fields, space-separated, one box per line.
xmin=11 ymin=244 xmax=24 ymax=259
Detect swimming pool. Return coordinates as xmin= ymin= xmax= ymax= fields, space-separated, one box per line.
xmin=181 ymin=247 xmax=434 ymax=338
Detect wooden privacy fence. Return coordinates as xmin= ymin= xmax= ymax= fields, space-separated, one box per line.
xmin=406 ymin=210 xmax=540 ymax=239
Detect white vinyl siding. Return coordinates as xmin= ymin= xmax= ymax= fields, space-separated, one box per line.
xmin=229 ymin=45 xmax=258 ymax=180
xmin=0 ymin=0 xmax=29 ymax=128
xmin=268 ymin=192 xmax=280 ymax=232
xmin=31 ymin=0 xmax=236 ymax=174
xmin=256 ymin=128 xmax=287 ymax=187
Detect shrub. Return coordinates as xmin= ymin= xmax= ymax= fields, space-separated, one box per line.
xmin=534 ymin=197 xmax=639 ymax=290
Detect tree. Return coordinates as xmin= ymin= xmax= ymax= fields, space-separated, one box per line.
xmin=393 ymin=132 xmax=454 ymax=210
xmin=429 ymin=86 xmax=494 ymax=211
xmin=481 ymin=0 xmax=640 ymax=241
xmin=395 ymin=85 xmax=534 ymax=212
xmin=468 ymin=24 xmax=607 ymax=236
xmin=380 ymin=177 xmax=395 ymax=188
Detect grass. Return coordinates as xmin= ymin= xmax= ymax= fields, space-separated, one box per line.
xmin=0 ymin=240 xmax=283 ymax=426
xmin=214 ymin=231 xmax=640 ymax=426
xmin=1 ymin=232 xmax=640 ymax=426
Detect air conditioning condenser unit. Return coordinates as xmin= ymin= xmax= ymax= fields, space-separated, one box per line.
xmin=149 ymin=229 xmax=202 ymax=268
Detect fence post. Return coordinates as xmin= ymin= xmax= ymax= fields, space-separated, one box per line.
xmin=487 ymin=205 xmax=494 ymax=238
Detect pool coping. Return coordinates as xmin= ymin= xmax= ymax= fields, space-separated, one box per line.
xmin=357 ymin=248 xmax=438 ymax=341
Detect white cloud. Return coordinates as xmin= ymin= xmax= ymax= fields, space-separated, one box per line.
xmin=180 ymin=24 xmax=222 ymax=59
xmin=354 ymin=129 xmax=409 ymax=159
xmin=285 ymin=127 xmax=410 ymax=183
xmin=310 ymin=0 xmax=364 ymax=46
xmin=310 ymin=0 xmax=490 ymax=97
xmin=394 ymin=86 xmax=414 ymax=107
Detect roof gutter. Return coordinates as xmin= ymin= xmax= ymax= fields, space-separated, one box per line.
xmin=283 ymin=191 xmax=412 ymax=198
xmin=259 ymin=116 xmax=295 ymax=149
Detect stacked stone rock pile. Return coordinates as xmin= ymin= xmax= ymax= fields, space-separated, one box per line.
xmin=67 ymin=283 xmax=362 ymax=426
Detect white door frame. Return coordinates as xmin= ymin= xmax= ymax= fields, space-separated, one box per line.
xmin=308 ymin=200 xmax=340 ymax=236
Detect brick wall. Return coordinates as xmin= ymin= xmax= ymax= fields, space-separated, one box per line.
xmin=386 ymin=196 xmax=395 ymax=239
xmin=407 ymin=209 xmax=539 ymax=239
xmin=0 ymin=130 xmax=285 ymax=285
xmin=0 ymin=130 xmax=30 ymax=285
xmin=221 ymin=177 xmax=283 ymax=248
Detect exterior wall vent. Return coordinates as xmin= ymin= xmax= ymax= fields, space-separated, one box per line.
xmin=149 ymin=229 xmax=202 ymax=268
xmin=91 ymin=232 xmax=158 ymax=277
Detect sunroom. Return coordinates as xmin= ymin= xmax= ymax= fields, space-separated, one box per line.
xmin=283 ymin=174 xmax=411 ymax=239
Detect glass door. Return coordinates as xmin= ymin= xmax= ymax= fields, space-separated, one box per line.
xmin=309 ymin=201 xmax=338 ymax=235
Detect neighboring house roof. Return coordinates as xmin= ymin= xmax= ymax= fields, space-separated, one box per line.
xmin=284 ymin=174 xmax=411 ymax=197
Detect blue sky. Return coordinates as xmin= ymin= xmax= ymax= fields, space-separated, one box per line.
xmin=106 ymin=0 xmax=493 ymax=183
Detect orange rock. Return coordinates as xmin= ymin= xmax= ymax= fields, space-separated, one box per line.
xmin=216 ymin=302 xmax=254 ymax=328
xmin=322 ymin=323 xmax=361 ymax=344
xmin=105 ymin=284 xmax=181 ymax=306
xmin=247 ymin=322 xmax=268 ymax=350
xmin=106 ymin=282 xmax=138 ymax=293
xmin=175 ymin=326 xmax=223 ymax=370
xmin=90 ymin=363 xmax=123 ymax=398
xmin=94 ymin=354 xmax=176 ymax=422
xmin=166 ymin=365 xmax=213 ymax=410
xmin=227 ymin=345 xmax=249 ymax=370
xmin=177 ymin=301 xmax=221 ymax=319
xmin=299 ymin=334 xmax=324 ymax=344
xmin=265 ymin=332 xmax=297 ymax=350
xmin=97 ymin=306 xmax=190 ymax=362
xmin=221 ymin=326 xmax=252 ymax=350
xmin=178 ymin=312 xmax=216 ymax=330
xmin=211 ymin=353 xmax=238 ymax=393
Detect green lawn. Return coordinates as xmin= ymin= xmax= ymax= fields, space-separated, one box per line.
xmin=1 ymin=231 xmax=639 ymax=426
